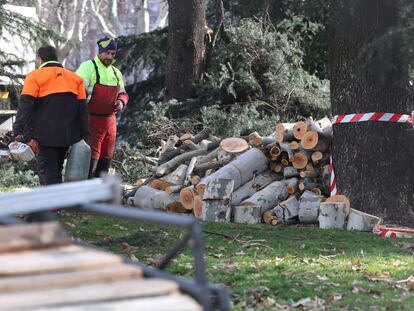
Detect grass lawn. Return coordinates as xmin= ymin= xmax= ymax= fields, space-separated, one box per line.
xmin=61 ymin=212 xmax=414 ymax=310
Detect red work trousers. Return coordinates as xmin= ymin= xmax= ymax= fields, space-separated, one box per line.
xmin=88 ymin=115 xmax=116 ymax=159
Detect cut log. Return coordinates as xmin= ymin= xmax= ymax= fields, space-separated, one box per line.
xmin=134 ymin=178 xmax=146 ymax=187
xmin=301 ymin=130 xmax=331 ymax=152
xmin=193 ymin=195 xmax=203 ymax=219
xmin=325 ymin=194 xmax=351 ymax=217
xmin=298 ymin=190 xmax=324 ymax=223
xmin=194 ymin=155 xmax=232 ymax=174
xmin=160 ymin=135 xmax=179 ymax=154
xmin=248 ymin=132 xmax=275 ymax=147
xmin=219 ymin=137 xmax=249 ymax=154
xmin=179 ymin=133 xmax=194 ymax=142
xmin=281 ymin=154 xmax=290 ymax=166
xmin=196 ymin=148 xmax=219 ymax=165
xmin=231 ymin=172 xmax=282 ymax=206
xmin=293 ymin=121 xmax=307 ymax=140
xmin=314 ymin=117 xmax=332 ymax=130
xmin=202 ymin=178 xmax=234 ymax=200
xmin=183 ymin=140 xmax=199 ymax=151
xmin=150 ymin=164 xmax=188 ymax=191
xmin=162 ymin=164 xmax=188 ymax=186
xmin=346 ymin=208 xmax=382 ymax=231
xmin=196 ymin=148 xmax=269 ymax=194
xmin=233 ymin=205 xmax=261 ymax=224
xmin=310 ymin=188 xmax=322 ymax=195
xmin=190 ymin=175 xmax=201 ymax=185
xmin=156 ymin=149 xmax=207 ymax=177
xmin=311 ymin=151 xmax=323 ymax=163
xmin=321 ymin=165 xmax=330 ymax=195
xmin=164 ymin=185 xmax=183 ymax=194
xmin=299 ymin=169 xmax=319 ymax=179
xmin=275 ymin=123 xmax=295 ymax=142
xmin=283 ymin=166 xmax=299 ymax=178
xmin=199 ymin=139 xmax=212 ymax=150
xmin=202 ymin=200 xmax=231 ymax=222
xmin=306 ymin=163 xmax=314 ymax=172
xmin=275 ymin=122 xmax=295 ymax=134
xmin=159 ymin=128 xmax=212 ymax=164
xmin=299 ymin=179 xmax=322 ymax=191
xmin=319 ymin=202 xmax=347 ymax=229
xmin=131 ymin=186 xmax=178 ymax=211
xmin=179 ymin=187 xmax=195 ymax=210
xmin=166 ymin=201 xmax=187 ymax=213
xmin=272 ymin=163 xmax=283 ymax=173
xmin=148 ymin=179 xmax=172 ymax=191
xmin=290 ymin=141 xmax=300 ymax=150
xmin=263 ymin=210 xmax=274 ymax=224
xmin=279 ymin=142 xmax=293 ymax=161
xmin=283 ymin=177 xmax=299 ymax=194
xmin=248 ymin=131 xmax=262 ymax=146
xmin=273 ymin=196 xmax=299 ymax=221
xmin=292 ymin=151 xmax=310 ymax=169
xmin=184 ymin=157 xmax=198 ymax=186
xmin=269 ymin=145 xmax=281 ymax=159
xmin=239 ymin=181 xmax=288 ymax=215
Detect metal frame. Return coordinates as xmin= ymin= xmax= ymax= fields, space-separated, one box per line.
xmin=0 ymin=178 xmax=231 ymax=310
xmin=79 ymin=203 xmax=231 ymax=310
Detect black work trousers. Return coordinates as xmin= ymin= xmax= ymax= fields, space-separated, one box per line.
xmin=37 ymin=146 xmax=69 ymax=185
xmin=26 ymin=146 xmax=69 ymax=223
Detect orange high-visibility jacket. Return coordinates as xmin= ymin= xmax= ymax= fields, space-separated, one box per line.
xmin=13 ymin=61 xmax=89 ymax=147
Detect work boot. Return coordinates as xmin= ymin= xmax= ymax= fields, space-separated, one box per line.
xmin=94 ymin=158 xmax=111 ymax=178
xmin=88 ymin=158 xmax=99 ymax=179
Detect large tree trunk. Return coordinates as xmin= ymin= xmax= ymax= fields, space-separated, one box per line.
xmin=329 ymin=1 xmax=414 ymax=225
xmin=165 ymin=0 xmax=206 ymax=101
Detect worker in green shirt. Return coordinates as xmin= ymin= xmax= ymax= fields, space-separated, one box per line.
xmin=76 ymin=37 xmax=129 ymax=178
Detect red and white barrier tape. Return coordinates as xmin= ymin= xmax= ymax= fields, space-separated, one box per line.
xmin=329 ymin=112 xmax=413 ymax=196
xmin=329 ymin=155 xmax=337 ymax=196
xmin=373 ymin=227 xmax=414 ymax=238
xmin=332 ymin=112 xmax=413 ymax=124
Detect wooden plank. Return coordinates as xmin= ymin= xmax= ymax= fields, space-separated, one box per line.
xmin=0 ymin=279 xmax=179 ymax=310
xmin=0 ymin=221 xmax=70 ymax=253
xmin=0 ymin=245 xmax=123 ymax=276
xmin=0 ymin=265 xmax=142 ymax=293
xmin=32 ymin=293 xmax=202 ymax=311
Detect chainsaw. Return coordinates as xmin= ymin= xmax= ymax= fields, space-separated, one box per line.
xmin=0 ymin=142 xmax=35 ymax=162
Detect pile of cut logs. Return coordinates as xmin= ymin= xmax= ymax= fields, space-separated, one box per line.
xmin=125 ymin=117 xmax=380 ymax=230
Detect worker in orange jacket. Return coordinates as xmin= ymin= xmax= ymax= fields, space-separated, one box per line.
xmin=76 ymin=37 xmax=129 ymax=178
xmin=13 ymin=45 xmax=88 ymax=186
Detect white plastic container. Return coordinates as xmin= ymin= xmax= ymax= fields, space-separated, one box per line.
xmin=64 ymin=139 xmax=91 ymax=182
xmin=8 ymin=142 xmax=35 ymax=162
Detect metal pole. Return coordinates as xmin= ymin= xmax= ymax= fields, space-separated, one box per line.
xmin=81 ymin=203 xmax=196 ymax=228
xmin=0 ymin=177 xmax=120 ymax=217
xmin=158 ymin=232 xmax=192 ymax=270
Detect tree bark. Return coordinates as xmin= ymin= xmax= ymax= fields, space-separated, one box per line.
xmin=165 ymin=0 xmax=207 ymax=101
xmin=329 ymin=1 xmax=414 ymax=225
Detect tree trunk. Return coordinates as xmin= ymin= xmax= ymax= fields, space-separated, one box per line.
xmin=329 ymin=1 xmax=414 ymax=225
xmin=165 ymin=0 xmax=207 ymax=101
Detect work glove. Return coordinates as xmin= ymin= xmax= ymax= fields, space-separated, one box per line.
xmin=27 ymin=139 xmax=40 ymax=154
xmin=113 ymin=100 xmax=124 ymax=112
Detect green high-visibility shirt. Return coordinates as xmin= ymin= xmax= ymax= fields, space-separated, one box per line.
xmin=76 ymin=56 xmax=126 ymax=100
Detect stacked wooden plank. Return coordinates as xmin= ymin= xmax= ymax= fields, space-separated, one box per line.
xmin=0 ymin=222 xmax=202 ymax=311
xmin=126 ymin=119 xmax=379 ymax=229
